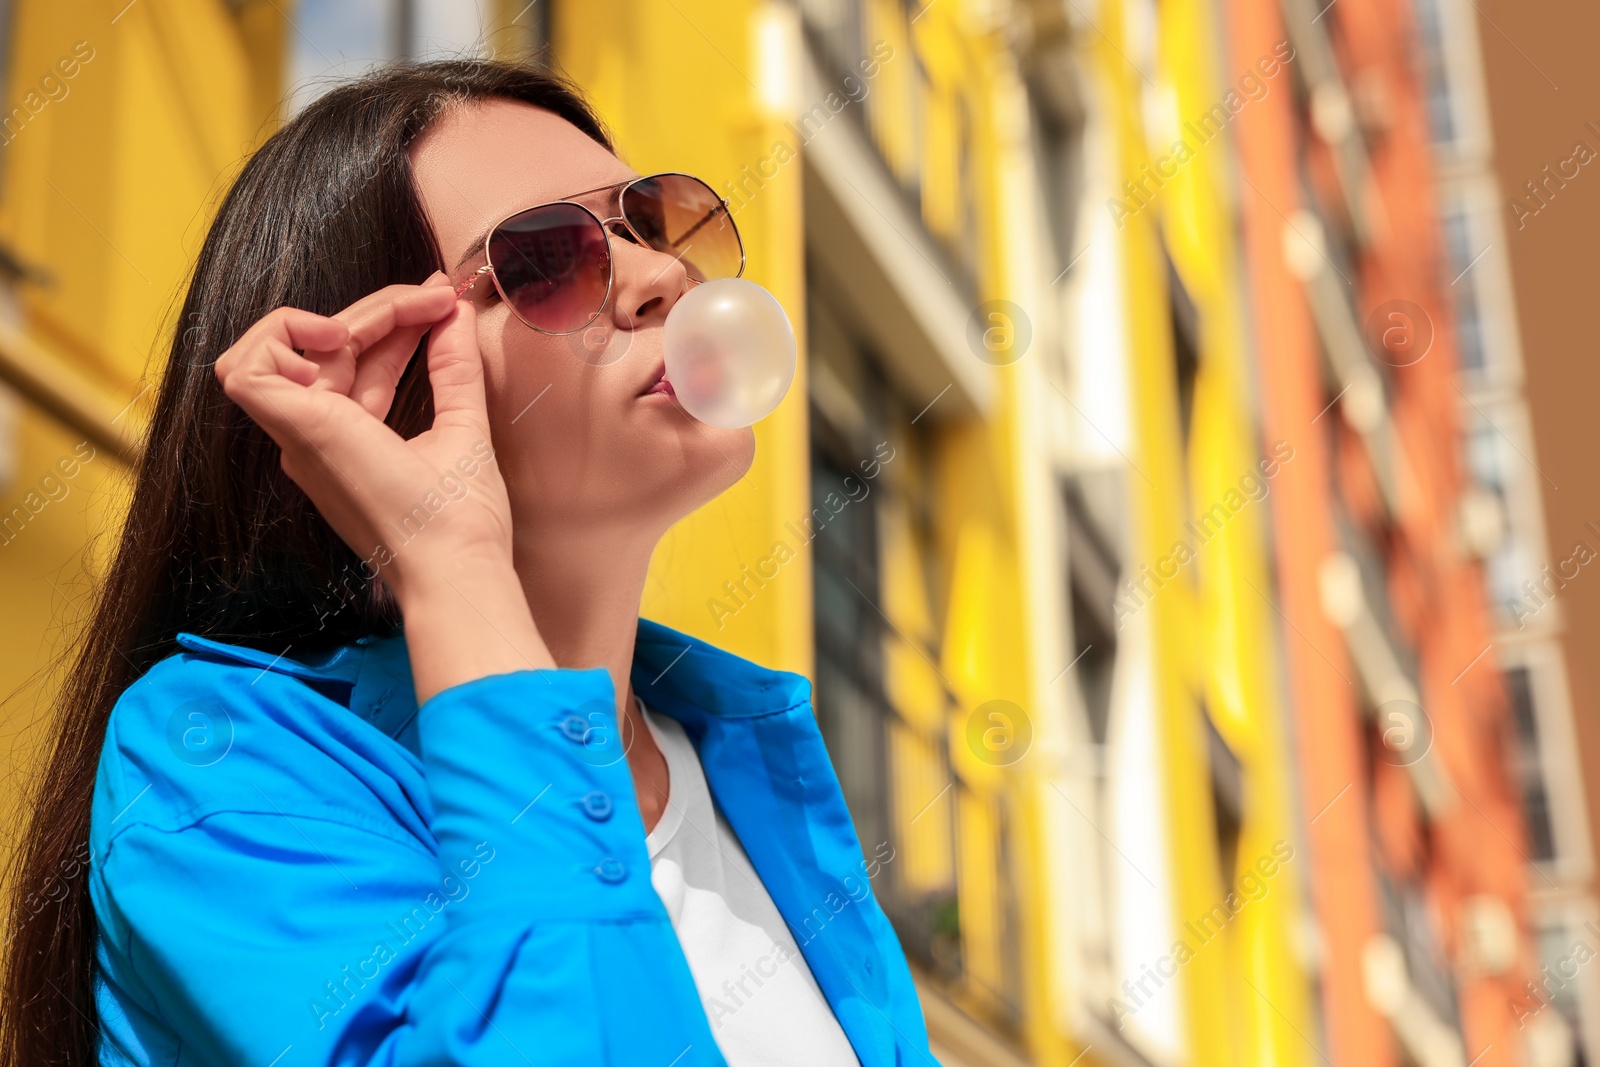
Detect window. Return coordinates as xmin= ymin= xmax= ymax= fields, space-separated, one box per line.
xmin=1064 ymin=479 xmax=1121 ymax=746
xmin=1412 ymin=0 xmax=1457 ymax=146
xmin=806 ymin=271 xmax=1023 ymax=1027
xmin=1440 ymin=208 xmax=1486 ymax=374
xmin=1025 ymin=61 xmax=1086 ymax=286
xmin=1465 ymin=422 xmax=1533 ymax=620
xmin=811 ymin=445 xmax=893 ymax=852
xmin=1060 ymin=474 xmax=1124 ymax=1006
xmin=801 ymin=0 xmax=979 ymax=299
xmin=1533 ymin=917 xmax=1596 ymax=1066
xmin=1373 ymin=862 xmax=1461 ymax=1031
xmin=1168 ymin=256 xmax=1201 ymax=452
xmin=1206 ymin=712 xmax=1243 ymax=890
xmin=286 ymin=0 xmax=543 ymax=114
xmin=811 ymin=389 xmax=967 ymax=977
xmin=1505 ymin=666 xmax=1559 ymax=863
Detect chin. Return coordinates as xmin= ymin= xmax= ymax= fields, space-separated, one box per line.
xmin=682 ymin=423 xmax=755 ymax=501
xmin=584 ymin=423 xmax=754 ymax=531
xmin=652 ymin=419 xmax=754 ymax=513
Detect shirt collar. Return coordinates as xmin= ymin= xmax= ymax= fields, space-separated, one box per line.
xmin=173 ymin=617 xmax=812 ymax=740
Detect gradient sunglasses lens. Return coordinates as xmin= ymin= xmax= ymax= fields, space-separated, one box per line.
xmin=620 ymin=174 xmax=743 ymax=283
xmin=487 ymin=202 xmax=611 ymax=333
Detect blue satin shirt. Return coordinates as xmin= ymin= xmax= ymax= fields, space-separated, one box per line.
xmin=88 ymin=618 xmax=936 ymax=1066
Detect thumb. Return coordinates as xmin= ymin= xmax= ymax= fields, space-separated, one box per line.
xmin=426 ymin=299 xmax=489 ymax=429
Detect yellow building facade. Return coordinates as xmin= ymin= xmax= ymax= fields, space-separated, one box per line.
xmin=0 ymin=0 xmax=286 ymax=836
xmin=0 ymin=1 xmax=1320 ymax=1065
xmin=1084 ymin=0 xmax=1321 ymax=1057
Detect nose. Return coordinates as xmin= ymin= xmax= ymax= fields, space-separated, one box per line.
xmin=603 ymin=220 xmax=690 ymax=328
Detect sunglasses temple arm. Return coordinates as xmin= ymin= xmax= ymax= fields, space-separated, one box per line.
xmin=454 ymin=264 xmax=494 ymax=299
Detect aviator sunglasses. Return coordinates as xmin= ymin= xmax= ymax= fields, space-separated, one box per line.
xmin=454 ymin=171 xmax=745 ymax=334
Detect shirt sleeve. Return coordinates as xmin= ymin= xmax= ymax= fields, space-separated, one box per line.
xmin=92 ymin=665 xmax=726 ymax=1067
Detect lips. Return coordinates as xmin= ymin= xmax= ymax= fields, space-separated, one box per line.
xmin=643 ymin=364 xmax=675 ymax=397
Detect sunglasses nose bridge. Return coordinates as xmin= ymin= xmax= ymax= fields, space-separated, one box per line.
xmin=600 ymin=213 xmax=694 ymax=284
xmin=597 ymin=214 xmax=650 ymax=251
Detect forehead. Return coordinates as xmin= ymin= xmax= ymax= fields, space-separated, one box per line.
xmin=410 ymin=99 xmax=633 ymax=262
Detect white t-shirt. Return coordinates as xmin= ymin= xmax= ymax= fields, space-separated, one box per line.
xmin=639 ymin=700 xmax=863 ymax=1067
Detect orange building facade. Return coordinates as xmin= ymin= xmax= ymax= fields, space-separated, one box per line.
xmin=1223 ymin=0 xmax=1541 ymax=1062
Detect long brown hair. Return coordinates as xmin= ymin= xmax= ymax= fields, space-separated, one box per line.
xmin=1 ymin=58 xmax=613 ymax=1065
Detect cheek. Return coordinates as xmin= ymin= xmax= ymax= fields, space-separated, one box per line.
xmin=478 ymin=318 xmax=633 ymax=484
xmin=478 ymin=313 xmax=755 ymax=516
xmin=478 ymin=313 xmax=591 ymax=436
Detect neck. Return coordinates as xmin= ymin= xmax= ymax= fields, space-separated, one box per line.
xmin=511 ymin=520 xmax=657 ymax=717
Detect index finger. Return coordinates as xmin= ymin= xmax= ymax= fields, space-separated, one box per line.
xmin=331 ymin=283 xmax=458 ymax=360
xmin=216 ymin=308 xmax=349 ymax=380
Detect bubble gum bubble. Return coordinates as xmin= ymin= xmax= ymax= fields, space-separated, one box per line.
xmin=662 ymin=278 xmax=796 ymax=428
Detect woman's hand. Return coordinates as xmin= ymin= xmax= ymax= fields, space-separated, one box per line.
xmin=214 ymin=273 xmax=555 ymax=697
xmin=214 ymin=274 xmax=501 ymax=592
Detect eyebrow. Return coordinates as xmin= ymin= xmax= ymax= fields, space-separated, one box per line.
xmin=452 ymin=232 xmax=491 ymax=273
xmin=449 ymin=176 xmax=640 ymax=274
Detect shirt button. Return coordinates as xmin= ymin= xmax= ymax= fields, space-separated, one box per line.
xmin=559 ymin=716 xmax=590 ymax=743
xmin=581 ymin=791 xmax=614 ymax=821
xmin=595 ymin=858 xmax=627 ymax=884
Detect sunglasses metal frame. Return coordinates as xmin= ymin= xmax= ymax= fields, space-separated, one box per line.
xmin=453 ymin=171 xmax=745 ymax=335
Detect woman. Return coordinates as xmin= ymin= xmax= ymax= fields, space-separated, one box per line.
xmin=1 ymin=60 xmax=933 ymax=1067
